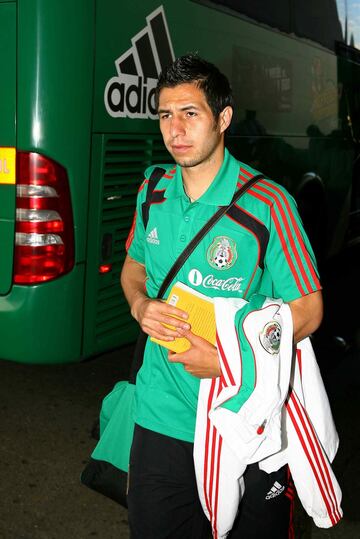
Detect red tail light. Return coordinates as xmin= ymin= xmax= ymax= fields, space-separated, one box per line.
xmin=14 ymin=152 xmax=75 ymax=284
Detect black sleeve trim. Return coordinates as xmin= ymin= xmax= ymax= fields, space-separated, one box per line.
xmin=226 ymin=205 xmax=269 ymax=269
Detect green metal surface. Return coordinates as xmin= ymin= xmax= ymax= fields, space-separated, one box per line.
xmin=17 ymin=0 xmax=95 ymax=263
xmin=82 ymin=133 xmax=172 ymax=357
xmin=0 ymin=0 xmax=96 ymax=363
xmin=0 ymin=2 xmax=16 ymax=295
xmin=0 ymin=268 xmax=84 ymax=364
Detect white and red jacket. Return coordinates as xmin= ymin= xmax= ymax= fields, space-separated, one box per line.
xmin=194 ymin=296 xmax=342 ymax=539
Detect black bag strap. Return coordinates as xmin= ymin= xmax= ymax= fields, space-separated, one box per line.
xmin=141 ymin=167 xmax=166 ymax=229
xmin=129 ymin=173 xmax=264 ymax=383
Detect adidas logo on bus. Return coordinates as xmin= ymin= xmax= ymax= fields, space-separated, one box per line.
xmin=265 ymin=481 xmax=285 ymax=500
xmin=147 ymin=227 xmax=160 ymax=245
xmin=104 ymin=6 xmax=175 ymax=120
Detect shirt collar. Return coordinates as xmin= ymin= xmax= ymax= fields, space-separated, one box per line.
xmin=164 ymin=148 xmax=240 ymax=206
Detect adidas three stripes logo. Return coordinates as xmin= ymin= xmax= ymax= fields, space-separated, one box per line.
xmin=147 ymin=227 xmax=160 ymax=245
xmin=105 ymin=6 xmax=175 ymax=119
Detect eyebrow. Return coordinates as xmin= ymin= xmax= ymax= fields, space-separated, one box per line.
xmin=158 ymin=104 xmax=201 ymax=114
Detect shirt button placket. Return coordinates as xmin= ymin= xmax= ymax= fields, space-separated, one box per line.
xmin=176 ymin=211 xmax=191 ymax=251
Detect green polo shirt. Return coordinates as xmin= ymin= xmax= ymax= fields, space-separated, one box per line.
xmin=127 ymin=149 xmax=321 ymax=442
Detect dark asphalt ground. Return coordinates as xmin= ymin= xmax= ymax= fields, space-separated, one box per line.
xmin=0 ymin=245 xmax=359 ymax=539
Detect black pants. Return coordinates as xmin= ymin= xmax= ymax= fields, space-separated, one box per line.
xmin=128 ymin=425 xmax=294 ymax=539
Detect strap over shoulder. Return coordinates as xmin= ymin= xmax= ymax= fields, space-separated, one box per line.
xmin=141 ymin=166 xmax=166 ymax=229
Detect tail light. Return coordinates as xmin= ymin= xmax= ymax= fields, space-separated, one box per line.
xmin=14 ymin=152 xmax=75 ymax=284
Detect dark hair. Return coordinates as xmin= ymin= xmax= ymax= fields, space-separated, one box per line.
xmin=155 ymin=53 xmax=234 ymax=119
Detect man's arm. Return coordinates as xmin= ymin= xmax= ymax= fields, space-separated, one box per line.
xmin=121 ymin=253 xmax=323 ymax=377
xmin=288 ymin=289 xmax=323 ymax=343
xmin=169 ymin=290 xmax=323 ymax=379
xmin=120 ymin=254 xmax=191 ymax=341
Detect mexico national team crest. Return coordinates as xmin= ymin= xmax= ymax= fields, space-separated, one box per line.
xmin=260 ymin=321 xmax=282 ymax=355
xmin=207 ymin=236 xmax=237 ymax=270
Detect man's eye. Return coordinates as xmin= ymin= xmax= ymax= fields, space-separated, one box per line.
xmin=186 ymin=111 xmax=197 ymax=117
xmin=160 ymin=113 xmax=170 ymax=120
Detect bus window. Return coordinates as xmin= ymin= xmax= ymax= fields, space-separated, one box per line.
xmin=293 ymin=0 xmax=343 ymax=50
xmin=204 ymin=0 xmax=345 ymax=51
xmin=230 ymin=39 xmax=338 ymax=137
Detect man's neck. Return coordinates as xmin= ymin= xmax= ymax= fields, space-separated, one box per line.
xmin=181 ymin=148 xmax=225 ymax=202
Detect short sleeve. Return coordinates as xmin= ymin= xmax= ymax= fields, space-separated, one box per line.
xmin=262 ymin=184 xmax=321 ymax=302
xmin=125 ymin=178 xmax=148 ymax=264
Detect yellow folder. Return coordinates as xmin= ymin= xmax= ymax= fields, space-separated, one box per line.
xmin=151 ymin=281 xmax=216 ymax=353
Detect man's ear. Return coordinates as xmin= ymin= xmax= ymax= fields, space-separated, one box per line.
xmin=219 ymin=106 xmax=233 ymax=134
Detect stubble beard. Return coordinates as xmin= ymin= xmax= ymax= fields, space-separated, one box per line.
xmin=168 ymin=131 xmax=221 ymax=169
xmin=173 ymin=154 xmax=207 ymax=168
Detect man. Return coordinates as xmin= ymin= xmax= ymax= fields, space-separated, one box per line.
xmin=121 ymin=54 xmax=323 ymax=538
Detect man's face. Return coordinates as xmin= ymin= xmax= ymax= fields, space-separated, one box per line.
xmin=158 ymin=83 xmax=223 ymax=168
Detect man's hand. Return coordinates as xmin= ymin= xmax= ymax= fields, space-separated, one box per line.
xmin=120 ymin=255 xmax=190 ymax=341
xmin=132 ymin=296 xmax=191 ymax=342
xmin=168 ymin=329 xmax=220 ymax=379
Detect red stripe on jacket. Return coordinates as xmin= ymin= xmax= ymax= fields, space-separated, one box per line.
xmin=286 ymin=391 xmax=340 ymax=525
xmin=216 ymin=331 xmax=236 ymax=386
xmin=290 ymin=391 xmax=342 ymax=521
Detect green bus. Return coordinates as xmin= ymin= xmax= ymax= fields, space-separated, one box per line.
xmin=0 ymin=0 xmax=359 ymax=364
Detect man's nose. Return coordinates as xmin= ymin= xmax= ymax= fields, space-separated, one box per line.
xmin=170 ymin=116 xmax=186 ymax=138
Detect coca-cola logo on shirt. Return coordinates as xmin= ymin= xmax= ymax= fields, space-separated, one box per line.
xmin=188 ymin=269 xmax=244 ymax=293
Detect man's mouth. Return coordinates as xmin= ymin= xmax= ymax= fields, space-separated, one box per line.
xmin=170 ymin=144 xmax=192 ymax=153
